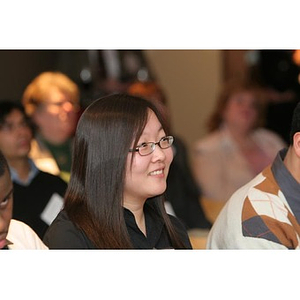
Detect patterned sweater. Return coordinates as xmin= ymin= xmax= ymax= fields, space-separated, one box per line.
xmin=207 ymin=150 xmax=300 ymax=249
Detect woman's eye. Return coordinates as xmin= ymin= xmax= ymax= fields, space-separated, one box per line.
xmin=1 ymin=124 xmax=12 ymax=131
xmin=140 ymin=143 xmax=148 ymax=148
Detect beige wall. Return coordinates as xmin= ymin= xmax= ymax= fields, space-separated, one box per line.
xmin=144 ymin=50 xmax=223 ymax=155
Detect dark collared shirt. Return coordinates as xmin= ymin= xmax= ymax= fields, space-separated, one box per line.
xmin=124 ymin=202 xmax=191 ymax=249
xmin=271 ymin=148 xmax=300 ymax=223
xmin=43 ymin=200 xmax=192 ymax=249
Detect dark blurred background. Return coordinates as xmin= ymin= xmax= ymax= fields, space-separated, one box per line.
xmin=1 ymin=49 xmax=300 ymax=147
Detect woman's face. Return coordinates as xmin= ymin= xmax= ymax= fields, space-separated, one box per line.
xmin=33 ymin=87 xmax=79 ymax=144
xmin=222 ymin=90 xmax=259 ymax=131
xmin=124 ymin=110 xmax=173 ymax=206
xmin=0 ymin=109 xmax=32 ymax=161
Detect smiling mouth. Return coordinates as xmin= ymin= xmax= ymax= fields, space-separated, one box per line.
xmin=149 ymin=169 xmax=163 ymax=176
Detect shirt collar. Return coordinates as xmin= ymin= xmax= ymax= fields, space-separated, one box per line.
xmin=9 ymin=159 xmax=39 ymax=186
xmin=271 ymin=148 xmax=300 ymax=222
xmin=123 ymin=200 xmax=165 ymax=248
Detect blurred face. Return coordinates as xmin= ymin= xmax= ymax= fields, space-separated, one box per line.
xmin=0 ymin=109 xmax=32 ymax=161
xmin=222 ymin=91 xmax=259 ymax=132
xmin=0 ymin=169 xmax=13 ymax=249
xmin=33 ymin=87 xmax=79 ymax=144
xmin=124 ymin=110 xmax=173 ymax=206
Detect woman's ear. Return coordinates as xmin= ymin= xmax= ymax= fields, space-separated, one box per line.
xmin=293 ymin=132 xmax=300 ymax=158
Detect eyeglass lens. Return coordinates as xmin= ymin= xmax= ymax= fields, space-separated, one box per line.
xmin=138 ymin=136 xmax=173 ymax=156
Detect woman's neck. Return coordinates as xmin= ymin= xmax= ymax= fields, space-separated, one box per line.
xmin=225 ymin=123 xmax=252 ymax=145
xmin=123 ymin=200 xmax=147 ymax=236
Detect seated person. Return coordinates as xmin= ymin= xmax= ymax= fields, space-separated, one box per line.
xmin=0 ymin=150 xmax=47 ymax=249
xmin=193 ymin=79 xmax=286 ymax=204
xmin=206 ymin=101 xmax=300 ymax=249
xmin=22 ymin=71 xmax=81 ymax=182
xmin=0 ymin=101 xmax=67 ymax=239
xmin=43 ymin=94 xmax=192 ymax=249
xmin=127 ymin=81 xmax=211 ymax=230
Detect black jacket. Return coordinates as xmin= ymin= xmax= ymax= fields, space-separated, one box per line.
xmin=12 ymin=171 xmax=67 ymax=239
xmin=166 ymin=137 xmax=211 ymax=229
xmin=43 ymin=200 xmax=192 ymax=249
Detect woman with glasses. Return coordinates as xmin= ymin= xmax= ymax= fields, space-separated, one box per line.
xmin=22 ymin=71 xmax=81 ymax=182
xmin=43 ymin=94 xmax=192 ymax=249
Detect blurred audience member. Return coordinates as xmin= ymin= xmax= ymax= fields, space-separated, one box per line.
xmin=127 ymin=81 xmax=212 ymax=230
xmin=22 ymin=71 xmax=81 ymax=182
xmin=0 ymin=101 xmax=67 ymax=239
xmin=193 ymin=79 xmax=286 ymax=204
xmin=0 ymin=150 xmax=47 ymax=249
xmin=207 ymin=101 xmax=300 ymax=249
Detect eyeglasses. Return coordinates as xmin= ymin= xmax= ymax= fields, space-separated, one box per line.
xmin=129 ymin=136 xmax=174 ymax=156
xmin=31 ymin=98 xmax=79 ymax=112
xmin=44 ymin=100 xmax=79 ymax=111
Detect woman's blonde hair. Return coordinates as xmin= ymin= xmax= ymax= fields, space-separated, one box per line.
xmin=22 ymin=71 xmax=80 ymax=115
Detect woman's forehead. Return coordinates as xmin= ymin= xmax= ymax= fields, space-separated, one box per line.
xmin=141 ymin=110 xmax=163 ymax=132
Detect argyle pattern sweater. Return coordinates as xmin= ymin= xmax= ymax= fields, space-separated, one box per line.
xmin=207 ymin=166 xmax=300 ymax=249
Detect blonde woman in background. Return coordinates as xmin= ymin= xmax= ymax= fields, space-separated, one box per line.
xmin=22 ymin=71 xmax=81 ymax=182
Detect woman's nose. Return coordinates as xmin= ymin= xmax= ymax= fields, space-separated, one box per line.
xmin=152 ymin=144 xmax=167 ymax=161
xmin=14 ymin=124 xmax=31 ymax=136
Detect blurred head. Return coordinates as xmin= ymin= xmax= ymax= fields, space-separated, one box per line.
xmin=127 ymin=81 xmax=171 ymax=131
xmin=65 ymin=93 xmax=174 ymax=248
xmin=0 ymin=101 xmax=33 ymax=161
xmin=207 ymin=79 xmax=265 ymax=132
xmin=127 ymin=81 xmax=167 ymax=105
xmin=22 ymin=71 xmax=80 ymax=144
xmin=0 ymin=151 xmax=13 ymax=249
xmin=289 ymin=101 xmax=300 ymax=146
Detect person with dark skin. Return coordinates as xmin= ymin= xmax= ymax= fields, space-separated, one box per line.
xmin=0 ymin=101 xmax=67 ymax=239
xmin=0 ymin=150 xmax=47 ymax=249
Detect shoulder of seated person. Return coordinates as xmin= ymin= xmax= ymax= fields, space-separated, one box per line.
xmin=7 ymin=219 xmax=48 ymax=249
xmin=194 ymin=131 xmax=223 ymax=151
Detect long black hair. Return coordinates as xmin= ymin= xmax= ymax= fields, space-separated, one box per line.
xmin=64 ymin=93 xmax=186 ymax=248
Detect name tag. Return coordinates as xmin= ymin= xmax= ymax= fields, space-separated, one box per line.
xmin=40 ymin=193 xmax=64 ymax=225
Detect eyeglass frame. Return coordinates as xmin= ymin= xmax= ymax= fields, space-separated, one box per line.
xmin=129 ymin=135 xmax=174 ymax=156
xmin=30 ymin=98 xmax=80 ymax=112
